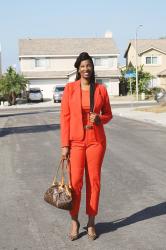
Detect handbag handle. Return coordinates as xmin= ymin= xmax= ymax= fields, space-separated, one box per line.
xmin=52 ymin=158 xmax=71 ymax=187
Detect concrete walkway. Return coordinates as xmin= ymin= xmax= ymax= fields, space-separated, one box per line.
xmin=112 ymin=107 xmax=166 ymax=127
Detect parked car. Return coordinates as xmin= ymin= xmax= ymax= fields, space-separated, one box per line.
xmin=155 ymin=90 xmax=166 ymax=104
xmin=28 ymin=88 xmax=43 ymax=102
xmin=53 ymin=85 xmax=65 ymax=103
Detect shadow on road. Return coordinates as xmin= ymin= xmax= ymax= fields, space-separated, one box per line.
xmin=96 ymin=201 xmax=166 ymax=236
xmin=0 ymin=123 xmax=60 ymax=137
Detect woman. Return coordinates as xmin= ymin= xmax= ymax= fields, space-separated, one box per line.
xmin=60 ymin=52 xmax=112 ymax=240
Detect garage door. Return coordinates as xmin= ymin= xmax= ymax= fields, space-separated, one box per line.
xmin=29 ymin=79 xmax=66 ymax=99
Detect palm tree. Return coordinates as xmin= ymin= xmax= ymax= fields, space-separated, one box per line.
xmin=0 ymin=66 xmax=29 ymax=105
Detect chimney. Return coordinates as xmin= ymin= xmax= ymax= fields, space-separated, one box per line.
xmin=104 ymin=31 xmax=113 ymax=38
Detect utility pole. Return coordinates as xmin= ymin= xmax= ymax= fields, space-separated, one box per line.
xmin=135 ymin=25 xmax=143 ymax=101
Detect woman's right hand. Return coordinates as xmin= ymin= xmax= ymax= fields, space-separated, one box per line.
xmin=61 ymin=146 xmax=70 ymax=159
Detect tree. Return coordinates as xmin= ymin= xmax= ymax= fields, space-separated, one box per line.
xmin=119 ymin=68 xmax=128 ymax=96
xmin=0 ymin=66 xmax=29 ymax=105
xmin=119 ymin=64 xmax=135 ymax=95
xmin=138 ymin=65 xmax=153 ymax=93
xmin=120 ymin=65 xmax=153 ymax=95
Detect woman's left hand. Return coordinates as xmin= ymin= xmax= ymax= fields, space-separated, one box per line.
xmin=90 ymin=112 xmax=101 ymax=125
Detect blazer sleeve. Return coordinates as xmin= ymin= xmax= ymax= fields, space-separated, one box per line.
xmin=60 ymin=84 xmax=70 ymax=147
xmin=99 ymin=86 xmax=113 ymax=124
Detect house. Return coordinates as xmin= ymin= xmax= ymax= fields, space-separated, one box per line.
xmin=19 ymin=33 xmax=121 ymax=99
xmin=124 ymin=39 xmax=166 ymax=90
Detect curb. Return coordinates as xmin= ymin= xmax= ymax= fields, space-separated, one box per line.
xmin=0 ymin=102 xmax=60 ymax=110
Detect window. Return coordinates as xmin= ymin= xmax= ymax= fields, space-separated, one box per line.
xmin=35 ymin=58 xmax=49 ymax=67
xmin=54 ymin=87 xmax=65 ymax=92
xmin=148 ymin=77 xmax=158 ymax=88
xmin=145 ymin=56 xmax=158 ymax=65
xmin=96 ymin=79 xmax=103 ymax=84
xmin=94 ymin=58 xmax=103 ymax=66
xmin=96 ymin=78 xmax=110 ymax=87
xmin=94 ymin=57 xmax=116 ymax=67
xmin=29 ymin=88 xmax=41 ymax=93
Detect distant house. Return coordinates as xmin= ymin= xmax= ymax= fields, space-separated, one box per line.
xmin=124 ymin=39 xmax=166 ymax=90
xmin=19 ymin=34 xmax=121 ymax=99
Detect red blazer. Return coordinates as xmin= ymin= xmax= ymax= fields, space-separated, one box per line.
xmin=60 ymin=80 xmax=113 ymax=147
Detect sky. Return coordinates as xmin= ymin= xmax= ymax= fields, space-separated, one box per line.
xmin=0 ymin=0 xmax=166 ymax=72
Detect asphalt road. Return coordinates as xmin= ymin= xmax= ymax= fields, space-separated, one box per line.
xmin=0 ymin=108 xmax=166 ymax=250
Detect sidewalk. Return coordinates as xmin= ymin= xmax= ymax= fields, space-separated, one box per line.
xmin=0 ymin=100 xmax=166 ymax=128
xmin=112 ymin=106 xmax=166 ymax=127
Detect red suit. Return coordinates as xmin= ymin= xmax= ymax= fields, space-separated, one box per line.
xmin=60 ymin=80 xmax=112 ymax=216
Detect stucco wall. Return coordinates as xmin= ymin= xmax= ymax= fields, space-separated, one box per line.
xmin=127 ymin=44 xmax=137 ymax=67
xmin=159 ymin=77 xmax=166 ymax=90
xmin=141 ymin=49 xmax=166 ymax=76
xmin=20 ymin=57 xmax=76 ymax=71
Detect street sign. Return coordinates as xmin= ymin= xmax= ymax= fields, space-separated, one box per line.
xmin=124 ymin=70 xmax=136 ymax=95
xmin=124 ymin=71 xmax=136 ymax=78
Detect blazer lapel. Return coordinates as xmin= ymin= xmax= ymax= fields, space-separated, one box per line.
xmin=72 ymin=80 xmax=82 ymax=116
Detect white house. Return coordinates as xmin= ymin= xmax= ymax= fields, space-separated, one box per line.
xmin=19 ymin=33 xmax=121 ymax=99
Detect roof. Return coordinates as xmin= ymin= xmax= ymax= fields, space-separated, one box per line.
xmin=124 ymin=39 xmax=166 ymax=57
xmin=158 ymin=69 xmax=166 ymax=76
xmin=22 ymin=69 xmax=121 ymax=79
xmin=19 ymin=38 xmax=119 ymax=56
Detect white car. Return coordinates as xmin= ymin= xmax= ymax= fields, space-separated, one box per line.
xmin=28 ymin=88 xmax=43 ymax=102
xmin=155 ymin=91 xmax=166 ymax=104
xmin=53 ymin=85 xmax=65 ymax=103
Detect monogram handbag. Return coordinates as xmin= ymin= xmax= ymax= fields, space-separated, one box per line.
xmin=44 ymin=158 xmax=72 ymax=210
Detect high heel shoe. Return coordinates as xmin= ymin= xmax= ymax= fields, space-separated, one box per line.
xmin=69 ymin=221 xmax=80 ymax=241
xmin=86 ymin=224 xmax=97 ymax=240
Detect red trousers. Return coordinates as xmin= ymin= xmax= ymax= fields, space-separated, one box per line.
xmin=69 ymin=127 xmax=106 ymax=217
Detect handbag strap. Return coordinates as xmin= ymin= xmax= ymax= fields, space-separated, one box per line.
xmin=52 ymin=158 xmax=65 ymax=185
xmin=52 ymin=158 xmax=71 ymax=187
